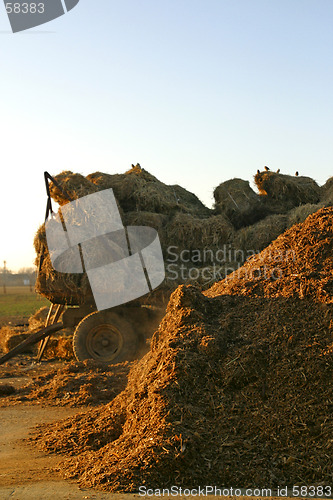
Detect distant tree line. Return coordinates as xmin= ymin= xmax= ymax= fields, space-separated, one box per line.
xmin=0 ymin=266 xmax=36 ymax=287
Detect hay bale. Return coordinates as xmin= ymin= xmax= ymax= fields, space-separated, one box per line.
xmin=34 ymin=224 xmax=91 ymax=305
xmin=0 ymin=326 xmax=34 ymax=354
xmin=49 ymin=171 xmax=99 ymax=206
xmin=164 ymin=214 xmax=237 ymax=289
xmin=43 ymin=336 xmax=74 ymax=360
xmin=213 ymin=178 xmax=266 ymax=228
xmin=232 ymin=214 xmax=288 ymax=256
xmin=171 ymin=184 xmax=210 ymax=217
xmin=287 ymin=203 xmax=323 ymax=228
xmin=123 ymin=211 xmax=167 ymax=231
xmin=28 ymin=306 xmax=49 ymax=331
xmin=87 ymin=165 xmax=210 ymax=217
xmin=165 ymin=213 xmax=234 ymax=254
xmin=123 ymin=211 xmax=168 ymax=248
xmin=254 ymin=171 xmax=320 ymax=208
xmin=0 ymin=385 xmax=16 ymax=396
xmin=87 ymin=170 xmax=143 ymax=212
xmin=321 ymin=177 xmax=333 ymax=205
xmin=36 ymin=165 xmax=212 ymax=302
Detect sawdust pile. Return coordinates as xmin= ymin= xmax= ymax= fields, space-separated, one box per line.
xmin=23 ymin=360 xmax=131 ymax=407
xmin=35 ymin=207 xmax=333 ymax=491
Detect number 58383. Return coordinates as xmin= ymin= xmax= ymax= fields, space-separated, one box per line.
xmin=5 ymin=3 xmax=45 ymax=14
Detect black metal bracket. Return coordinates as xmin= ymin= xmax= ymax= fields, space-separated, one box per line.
xmin=44 ymin=171 xmax=74 ymax=221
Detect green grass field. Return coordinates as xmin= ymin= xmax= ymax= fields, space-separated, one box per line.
xmin=0 ymin=286 xmax=50 ymax=324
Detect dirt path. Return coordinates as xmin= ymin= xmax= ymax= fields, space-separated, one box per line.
xmin=0 ymin=404 xmax=126 ymax=499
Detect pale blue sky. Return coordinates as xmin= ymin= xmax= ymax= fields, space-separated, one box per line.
xmin=0 ymin=0 xmax=332 ymax=270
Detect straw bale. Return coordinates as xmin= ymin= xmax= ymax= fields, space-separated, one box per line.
xmin=165 ymin=213 xmax=234 ymax=253
xmin=134 ymin=182 xmax=178 ymax=213
xmin=87 ymin=171 xmax=142 ymax=211
xmin=87 ymin=165 xmax=210 ymax=217
xmin=43 ymin=336 xmax=74 ymax=360
xmin=0 ymin=385 xmax=16 ymax=396
xmin=34 ymin=219 xmax=147 ymax=305
xmin=321 ymin=177 xmax=333 ymax=205
xmin=49 ymin=171 xmax=99 ymax=206
xmin=0 ymin=326 xmax=33 ymax=353
xmin=28 ymin=306 xmax=49 ymax=331
xmin=123 ymin=212 xmax=168 ymax=248
xmin=34 ymin=224 xmax=91 ymax=305
xmin=213 ymin=178 xmax=266 ymax=228
xmin=232 ymin=214 xmax=288 ymax=255
xmin=165 ymin=262 xmax=241 ymax=291
xmin=254 ymin=171 xmax=320 ymax=207
xmin=163 ymin=214 xmax=237 ymax=290
xmin=0 ymin=327 xmax=74 ymax=362
xmin=123 ymin=211 xmax=167 ymax=231
xmin=35 ymin=165 xmax=213 ymax=303
xmin=171 ymin=184 xmax=210 ymax=217
xmin=287 ymin=203 xmax=323 ymax=228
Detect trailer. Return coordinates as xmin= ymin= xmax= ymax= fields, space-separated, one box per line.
xmin=0 ymin=172 xmax=169 ymax=366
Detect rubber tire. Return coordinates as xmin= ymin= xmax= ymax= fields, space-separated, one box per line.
xmin=73 ymin=310 xmax=139 ymax=364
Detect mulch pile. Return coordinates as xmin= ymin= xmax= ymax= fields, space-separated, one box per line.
xmin=24 ymin=360 xmax=131 ymax=407
xmin=0 ymin=360 xmax=130 ymax=407
xmin=33 ymin=206 xmax=333 ymax=491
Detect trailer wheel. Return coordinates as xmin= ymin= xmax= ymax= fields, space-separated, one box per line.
xmin=73 ymin=310 xmax=139 ymax=364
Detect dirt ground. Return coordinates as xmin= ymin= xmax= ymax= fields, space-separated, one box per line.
xmin=0 ymin=359 xmax=111 ymax=499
